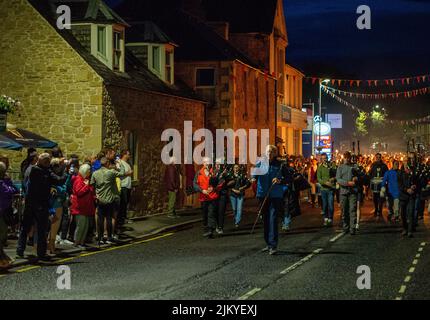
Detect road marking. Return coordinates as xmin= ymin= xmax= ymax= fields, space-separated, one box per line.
xmin=396 ymin=242 xmax=426 ymax=300
xmin=1 ymin=233 xmax=176 ymax=277
xmin=280 ymin=248 xmax=323 ymax=275
xmin=16 ymin=266 xmax=40 ymax=273
xmin=238 ymin=288 xmax=261 ymax=300
xmin=329 ymin=233 xmax=344 ymax=242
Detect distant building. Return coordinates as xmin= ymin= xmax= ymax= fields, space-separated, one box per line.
xmin=0 ymin=0 xmax=205 ymax=215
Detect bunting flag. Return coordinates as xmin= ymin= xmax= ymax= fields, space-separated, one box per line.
xmin=305 ymin=73 xmax=430 ymax=87
xmin=321 ymin=85 xmax=430 ymax=100
xmin=321 ymin=87 xmax=430 ymax=126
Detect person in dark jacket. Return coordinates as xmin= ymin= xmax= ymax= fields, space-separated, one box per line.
xmin=369 ymin=153 xmax=389 ymax=219
xmin=164 ymin=157 xmax=180 ymax=218
xmin=228 ymin=164 xmax=251 ymax=228
xmin=251 ymin=145 xmax=290 ymax=255
xmin=16 ymin=153 xmax=67 ymax=260
xmin=213 ymin=159 xmax=232 ymax=234
xmin=398 ymin=161 xmax=418 ymax=238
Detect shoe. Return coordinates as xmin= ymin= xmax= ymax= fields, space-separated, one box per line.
xmin=59 ymin=239 xmax=74 ymax=246
xmin=281 ymin=225 xmax=290 ymax=231
xmin=401 ymin=230 xmax=408 ymax=237
xmin=235 ymin=224 xmax=239 ymax=229
xmin=323 ymin=218 xmax=328 ymax=226
xmin=203 ymin=231 xmax=213 ymax=238
xmin=327 ymin=219 xmax=333 ymax=226
xmin=350 ymin=229 xmax=356 ymax=235
xmin=16 ymin=252 xmax=25 ymax=259
xmin=261 ymin=246 xmax=270 ymax=252
xmin=105 ymin=239 xmax=115 ymax=245
xmin=269 ymin=248 xmax=278 ymax=255
xmin=215 ymin=228 xmax=224 ymax=235
xmin=37 ymin=255 xmax=52 ymax=262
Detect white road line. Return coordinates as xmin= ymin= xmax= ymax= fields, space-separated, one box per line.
xmin=415 ymin=254 xmax=421 ymax=258
xmin=329 ymin=233 xmax=344 ymax=242
xmin=395 ymin=297 xmax=402 ymax=301
xmin=280 ymin=248 xmax=323 ymax=275
xmin=421 ymin=242 xmax=426 ymax=246
xmin=238 ymin=288 xmax=261 ymax=300
xmin=418 ymin=247 xmax=423 ymax=252
xmin=399 ymin=285 xmax=407 ymax=294
xmin=409 ymin=267 xmax=415 ymax=273
xmin=412 ymin=259 xmax=419 ymax=265
xmin=404 ymin=276 xmax=411 ymax=283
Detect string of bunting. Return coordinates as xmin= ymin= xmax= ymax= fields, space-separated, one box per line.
xmin=321 ymin=84 xmax=430 ymax=99
xmin=306 ymin=74 xmax=430 ymax=87
xmin=322 ymin=87 xmax=430 ymax=125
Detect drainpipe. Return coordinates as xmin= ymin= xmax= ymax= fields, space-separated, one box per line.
xmin=274 ymin=79 xmax=278 ymax=146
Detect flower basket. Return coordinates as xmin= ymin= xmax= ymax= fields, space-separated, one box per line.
xmin=0 ymin=95 xmax=21 ymax=132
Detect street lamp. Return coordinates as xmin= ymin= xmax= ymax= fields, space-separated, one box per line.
xmin=317 ymin=79 xmax=330 ymax=154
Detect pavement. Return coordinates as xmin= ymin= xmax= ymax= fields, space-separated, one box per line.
xmin=1 ymin=197 xmax=429 ymax=300
xmin=2 ymin=206 xmax=203 ymax=270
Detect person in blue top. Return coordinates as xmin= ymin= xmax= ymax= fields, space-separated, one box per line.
xmin=382 ymin=160 xmax=401 ymax=222
xmin=251 ymin=145 xmax=290 ymax=255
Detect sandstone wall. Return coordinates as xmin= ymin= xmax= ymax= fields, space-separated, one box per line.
xmin=0 ymin=0 xmax=103 ymax=171
xmin=105 ymin=85 xmax=205 ymax=215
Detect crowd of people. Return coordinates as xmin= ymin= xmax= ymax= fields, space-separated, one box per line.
xmin=184 ymin=146 xmax=430 ymax=256
xmin=2 ymin=144 xmax=430 ymax=267
xmin=0 ymin=147 xmax=133 ymax=268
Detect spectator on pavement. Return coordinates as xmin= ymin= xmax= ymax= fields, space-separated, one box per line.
xmin=90 ymin=157 xmax=125 ymax=246
xmin=0 ymin=162 xmax=19 ymax=269
xmin=164 ymin=156 xmax=180 ymax=218
xmin=71 ymin=164 xmax=96 ymax=248
xmin=118 ymin=150 xmax=133 ymax=228
xmin=16 ymin=153 xmax=67 ymax=261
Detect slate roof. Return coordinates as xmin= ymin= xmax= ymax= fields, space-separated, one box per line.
xmin=48 ymin=0 xmax=129 ymax=25
xmin=201 ymin=0 xmax=278 ymax=34
xmin=115 ymin=1 xmax=259 ymax=67
xmin=27 ymin=0 xmax=205 ymax=102
xmin=126 ymin=21 xmax=177 ymax=45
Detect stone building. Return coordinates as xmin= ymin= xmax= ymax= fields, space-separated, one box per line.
xmin=0 ymin=0 xmax=205 ymax=215
xmin=116 ymin=0 xmax=279 ymax=157
xmin=277 ymin=64 xmax=307 ymax=156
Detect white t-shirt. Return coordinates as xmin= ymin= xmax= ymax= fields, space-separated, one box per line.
xmin=120 ymin=159 xmax=132 ymax=189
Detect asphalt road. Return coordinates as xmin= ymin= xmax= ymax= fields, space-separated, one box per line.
xmin=0 ymin=199 xmax=429 ymax=300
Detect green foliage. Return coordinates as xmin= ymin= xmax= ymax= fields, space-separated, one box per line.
xmin=0 ymin=95 xmax=20 ymax=114
xmin=355 ymin=111 xmax=368 ymax=137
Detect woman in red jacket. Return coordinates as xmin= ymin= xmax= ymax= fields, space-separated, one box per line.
xmin=70 ymin=164 xmax=96 ymax=248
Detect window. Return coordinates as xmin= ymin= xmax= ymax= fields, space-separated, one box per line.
xmin=113 ymin=31 xmax=122 ymax=71
xmin=293 ymin=130 xmax=300 ymax=155
xmin=152 ymin=46 xmax=161 ymax=72
xmin=165 ymin=50 xmax=173 ymax=84
xmin=196 ymin=68 xmax=216 ymax=87
xmin=97 ymin=26 xmax=107 ymax=57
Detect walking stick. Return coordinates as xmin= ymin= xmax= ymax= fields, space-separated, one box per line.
xmin=250 ymin=181 xmax=277 ymax=234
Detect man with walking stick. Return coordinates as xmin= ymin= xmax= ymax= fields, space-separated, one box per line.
xmin=251 ymin=145 xmax=289 ymax=255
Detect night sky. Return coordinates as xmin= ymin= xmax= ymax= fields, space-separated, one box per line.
xmin=106 ymin=0 xmax=430 ymax=135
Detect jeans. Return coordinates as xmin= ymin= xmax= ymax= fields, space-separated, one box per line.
xmin=230 ymin=195 xmax=244 ymax=225
xmin=119 ymin=187 xmax=131 ymax=225
xmin=401 ymin=198 xmax=415 ymax=233
xmin=201 ymin=200 xmax=217 ymax=233
xmin=217 ymin=194 xmax=227 ymax=229
xmin=60 ymin=204 xmax=70 ymax=240
xmin=373 ymin=192 xmax=384 ymax=216
xmin=282 ymin=192 xmax=291 ymax=227
xmin=17 ymin=204 xmax=50 ymax=257
xmin=414 ymin=197 xmax=424 ymax=225
xmin=340 ymin=193 xmax=358 ymax=232
xmin=260 ymin=197 xmax=283 ymax=249
xmin=167 ymin=191 xmax=176 ymax=216
xmin=321 ymin=189 xmax=334 ymax=220
xmin=387 ymin=196 xmax=400 ymax=218
xmin=97 ymin=203 xmax=114 ymax=241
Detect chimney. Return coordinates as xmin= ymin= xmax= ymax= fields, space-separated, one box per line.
xmin=206 ymin=21 xmax=229 ymax=40
xmin=181 ymin=0 xmax=206 ymax=19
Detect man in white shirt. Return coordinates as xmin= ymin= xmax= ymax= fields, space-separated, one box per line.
xmin=118 ymin=150 xmax=133 ymax=229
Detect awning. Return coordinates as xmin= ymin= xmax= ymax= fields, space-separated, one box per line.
xmin=0 ymin=123 xmax=58 ymax=150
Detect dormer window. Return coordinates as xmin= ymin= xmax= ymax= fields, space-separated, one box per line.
xmin=97 ymin=26 xmax=107 ymax=58
xmin=113 ymin=30 xmax=123 ymax=71
xmin=152 ymin=46 xmax=161 ymax=73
